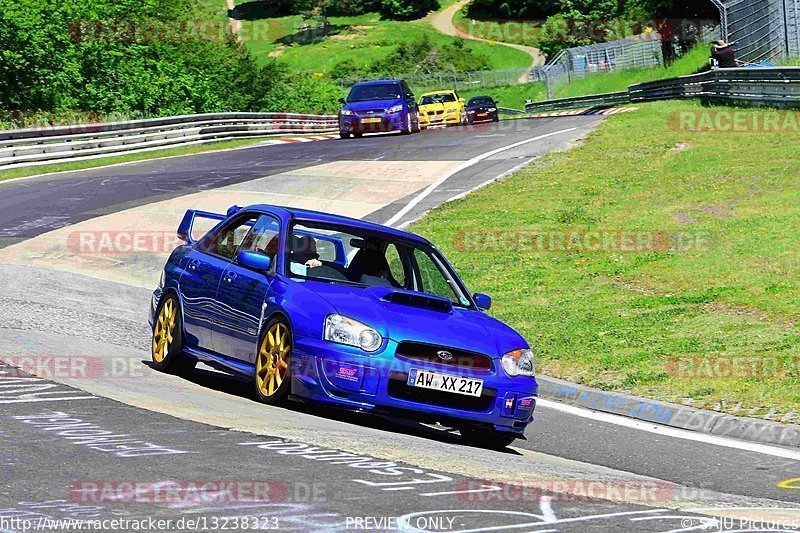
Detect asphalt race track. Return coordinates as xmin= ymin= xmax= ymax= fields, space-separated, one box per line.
xmin=1 ymin=119 xmax=799 ymax=532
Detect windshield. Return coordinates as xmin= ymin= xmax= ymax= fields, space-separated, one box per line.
xmin=469 ymin=97 xmax=494 ymax=106
xmin=420 ymin=93 xmax=457 ymax=105
xmin=288 ymin=222 xmax=472 ymax=308
xmin=347 ymin=83 xmax=403 ymax=102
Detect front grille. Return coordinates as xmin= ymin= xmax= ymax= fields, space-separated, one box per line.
xmin=357 ymin=109 xmax=386 ymax=117
xmin=387 ymin=372 xmax=496 ymax=412
xmin=395 ymin=342 xmax=494 ymax=371
xmin=427 ymin=110 xmax=444 ymax=116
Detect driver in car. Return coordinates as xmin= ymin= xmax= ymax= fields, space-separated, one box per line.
xmin=290 ymin=235 xmax=322 ymax=276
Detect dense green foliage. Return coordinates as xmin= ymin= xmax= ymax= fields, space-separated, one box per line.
xmin=378 ymin=0 xmax=439 ymax=20
xmin=467 ymin=0 xmax=718 ymax=19
xmin=0 ymin=0 xmax=343 ymax=120
xmin=291 ymin=0 xmax=439 ymax=21
xmin=328 ymin=36 xmax=490 ymax=80
xmin=465 ymin=0 xmax=720 ymax=56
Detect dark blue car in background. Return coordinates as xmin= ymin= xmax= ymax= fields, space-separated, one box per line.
xmin=338 ymin=80 xmax=421 ymax=138
xmin=150 ymin=205 xmax=538 ymax=448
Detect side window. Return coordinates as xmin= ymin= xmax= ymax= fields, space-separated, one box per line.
xmin=314 ymin=238 xmax=338 ymax=263
xmin=197 ymin=214 xmax=258 ymax=260
xmin=413 ymin=249 xmax=458 ymax=302
xmin=240 ymin=215 xmax=281 ymax=268
xmin=384 ymin=244 xmax=407 ymax=288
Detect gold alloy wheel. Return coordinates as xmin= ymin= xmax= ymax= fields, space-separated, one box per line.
xmin=152 ymin=299 xmax=176 ymax=363
xmin=256 ymin=323 xmax=289 ymax=397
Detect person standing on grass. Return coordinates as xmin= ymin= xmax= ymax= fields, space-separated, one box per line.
xmin=711 ymin=39 xmax=737 ymax=68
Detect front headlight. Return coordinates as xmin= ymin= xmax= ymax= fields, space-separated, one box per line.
xmin=387 ymin=104 xmax=404 ymax=114
xmin=487 ymin=107 xmax=497 ymax=112
xmin=501 ymin=349 xmax=535 ymax=377
xmin=340 ymin=109 xmax=355 ymax=116
xmin=324 ymin=314 xmax=382 ymax=353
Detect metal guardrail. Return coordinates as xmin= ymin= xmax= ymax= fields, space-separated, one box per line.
xmin=498 ymin=107 xmax=527 ymax=116
xmin=525 ymin=67 xmax=800 ymax=113
xmin=629 ymin=67 xmax=800 ymax=108
xmin=0 ymin=112 xmax=338 ymax=170
xmin=524 ymin=91 xmax=631 ymax=113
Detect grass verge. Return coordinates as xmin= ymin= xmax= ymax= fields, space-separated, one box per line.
xmin=236 ymin=13 xmax=532 ymax=72
xmin=411 ymin=100 xmax=800 ymax=420
xmin=0 ymin=136 xmax=304 ymax=182
xmin=554 ymin=45 xmax=709 ymax=99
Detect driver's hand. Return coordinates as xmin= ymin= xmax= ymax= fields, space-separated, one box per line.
xmin=305 ymin=259 xmax=322 ymax=268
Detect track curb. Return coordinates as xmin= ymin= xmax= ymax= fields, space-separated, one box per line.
xmin=537 ymin=375 xmax=800 ymax=448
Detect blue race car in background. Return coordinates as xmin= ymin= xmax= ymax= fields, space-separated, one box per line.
xmin=338 ymin=80 xmax=421 ymax=138
xmin=150 ymin=205 xmax=537 ymax=448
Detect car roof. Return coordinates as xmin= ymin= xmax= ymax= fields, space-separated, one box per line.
xmin=421 ymin=90 xmax=456 ymax=96
xmin=245 ymin=204 xmax=431 ymax=245
xmin=352 ymin=79 xmax=402 ymax=87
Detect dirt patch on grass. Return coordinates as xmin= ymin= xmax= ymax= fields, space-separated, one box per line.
xmin=670 ymin=142 xmax=689 ymax=153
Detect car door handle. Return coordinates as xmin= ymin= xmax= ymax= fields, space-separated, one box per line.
xmin=224 ymin=271 xmax=238 ymax=283
xmin=188 ymin=259 xmax=200 ymax=270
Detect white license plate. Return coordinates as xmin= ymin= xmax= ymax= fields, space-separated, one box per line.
xmin=407 ymin=369 xmax=483 ymax=397
xmin=361 ymin=117 xmax=381 ymax=124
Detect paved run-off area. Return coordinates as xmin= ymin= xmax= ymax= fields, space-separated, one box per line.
xmin=1 ymin=119 xmax=799 ymax=531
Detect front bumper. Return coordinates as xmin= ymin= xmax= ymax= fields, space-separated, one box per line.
xmin=340 ymin=112 xmax=407 ymax=134
xmin=419 ymin=111 xmax=461 ymax=127
xmin=468 ymin=110 xmax=499 ymax=123
xmin=291 ymin=335 xmax=538 ymax=435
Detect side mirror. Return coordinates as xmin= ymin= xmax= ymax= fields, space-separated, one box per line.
xmin=459 ymin=98 xmax=465 ymax=103
xmin=338 ymin=98 xmax=346 ymax=105
xmin=494 ymin=100 xmax=499 ymax=105
xmin=236 ymin=250 xmax=271 ymax=272
xmin=474 ymin=293 xmax=492 ymax=311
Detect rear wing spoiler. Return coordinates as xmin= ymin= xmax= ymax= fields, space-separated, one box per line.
xmin=177 ymin=210 xmax=228 ymax=245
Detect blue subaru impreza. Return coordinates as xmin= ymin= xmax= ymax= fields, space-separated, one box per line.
xmin=150 ymin=205 xmax=537 ymax=448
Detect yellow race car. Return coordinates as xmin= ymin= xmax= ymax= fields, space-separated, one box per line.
xmin=417 ymin=90 xmax=468 ymax=128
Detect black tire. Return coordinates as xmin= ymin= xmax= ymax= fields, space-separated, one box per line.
xmin=353 ymin=133 xmax=363 ymax=138
xmin=254 ymin=317 xmax=292 ymax=405
xmin=151 ymin=294 xmax=195 ymax=375
xmin=401 ymin=112 xmax=413 ymax=135
xmin=411 ymin=112 xmax=421 ymax=133
xmin=492 ymin=116 xmax=500 ymax=123
xmin=339 ymin=132 xmax=351 ymax=139
xmin=460 ymin=427 xmax=517 ymax=450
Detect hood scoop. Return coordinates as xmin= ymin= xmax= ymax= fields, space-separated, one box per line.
xmin=380 ymin=290 xmax=453 ymax=313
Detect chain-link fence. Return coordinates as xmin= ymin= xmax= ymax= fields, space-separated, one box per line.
xmin=538 ymin=34 xmax=665 ymax=98
xmin=714 ymin=0 xmax=800 ymax=62
xmin=337 ymin=34 xmax=665 ymax=100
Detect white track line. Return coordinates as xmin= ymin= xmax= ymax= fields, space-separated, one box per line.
xmin=384 ymin=127 xmax=577 ymax=227
xmin=537 ymin=399 xmax=800 ymax=460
